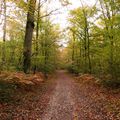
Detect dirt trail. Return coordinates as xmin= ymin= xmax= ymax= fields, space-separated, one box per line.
xmin=42 ymin=71 xmax=76 ymax=120
xmin=41 ymin=70 xmax=119 ymax=120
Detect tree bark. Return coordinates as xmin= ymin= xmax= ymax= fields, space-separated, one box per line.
xmin=33 ymin=0 xmax=41 ymax=74
xmin=2 ymin=0 xmax=6 ymax=64
xmin=23 ymin=0 xmax=36 ymax=73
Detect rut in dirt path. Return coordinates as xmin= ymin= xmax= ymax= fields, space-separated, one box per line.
xmin=41 ymin=70 xmax=115 ymax=120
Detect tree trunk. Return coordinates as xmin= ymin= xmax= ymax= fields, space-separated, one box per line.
xmin=33 ymin=0 xmax=41 ymax=74
xmin=86 ymin=23 xmax=92 ymax=73
xmin=84 ymin=20 xmax=87 ymax=73
xmin=72 ymin=32 xmax=75 ymax=65
xmin=71 ymin=32 xmax=76 ymax=73
xmin=23 ymin=0 xmax=36 ymax=73
xmin=83 ymin=8 xmax=91 ymax=73
xmin=2 ymin=0 xmax=6 ymax=64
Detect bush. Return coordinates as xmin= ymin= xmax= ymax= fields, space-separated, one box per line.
xmin=67 ymin=64 xmax=79 ymax=74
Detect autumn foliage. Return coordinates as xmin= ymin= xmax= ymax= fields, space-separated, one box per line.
xmin=0 ymin=72 xmax=44 ymax=85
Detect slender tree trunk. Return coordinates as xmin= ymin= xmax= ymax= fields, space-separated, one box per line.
xmin=78 ymin=40 xmax=81 ymax=68
xmin=109 ymin=2 xmax=115 ymax=79
xmin=2 ymin=0 xmax=6 ymax=64
xmin=71 ymin=32 xmax=75 ymax=73
xmin=82 ymin=7 xmax=91 ymax=73
xmin=84 ymin=23 xmax=87 ymax=73
xmin=44 ymin=31 xmax=48 ymax=79
xmin=33 ymin=0 xmax=41 ymax=74
xmin=23 ymin=0 xmax=36 ymax=73
xmin=44 ymin=46 xmax=48 ymax=79
xmin=86 ymin=24 xmax=92 ymax=73
xmin=72 ymin=32 xmax=75 ymax=64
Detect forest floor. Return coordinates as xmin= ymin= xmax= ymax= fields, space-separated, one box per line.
xmin=0 ymin=70 xmax=120 ymax=120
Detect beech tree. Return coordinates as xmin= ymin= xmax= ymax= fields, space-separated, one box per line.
xmin=67 ymin=6 xmax=96 ymax=73
xmin=23 ymin=0 xmax=36 ymax=73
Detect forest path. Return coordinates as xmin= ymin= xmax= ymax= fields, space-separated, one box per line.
xmin=0 ymin=70 xmax=119 ymax=120
xmin=42 ymin=70 xmax=77 ymax=120
xmin=41 ymin=70 xmax=109 ymax=120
